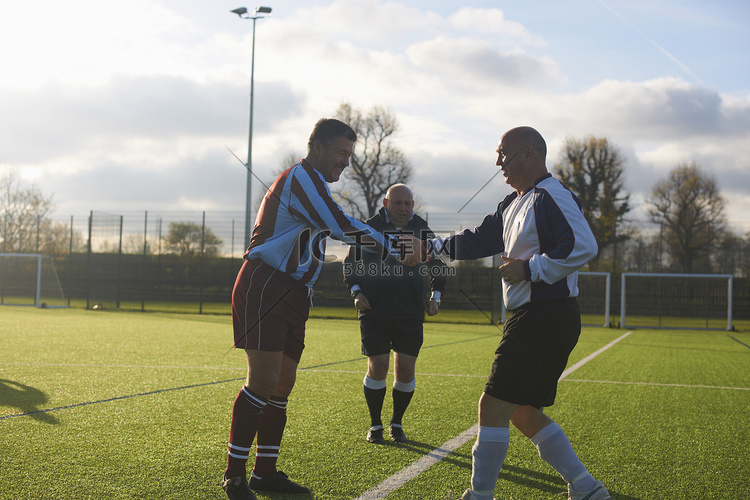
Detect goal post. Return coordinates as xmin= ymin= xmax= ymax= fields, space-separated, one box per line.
xmin=620 ymin=273 xmax=733 ymax=331
xmin=0 ymin=253 xmax=69 ymax=308
xmin=579 ymin=271 xmax=611 ymax=327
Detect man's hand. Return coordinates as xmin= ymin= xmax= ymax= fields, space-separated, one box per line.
xmin=499 ymin=255 xmax=526 ymax=284
xmin=427 ymin=299 xmax=439 ymax=316
xmin=353 ymin=292 xmax=371 ymax=312
xmin=397 ymin=234 xmax=424 ymax=267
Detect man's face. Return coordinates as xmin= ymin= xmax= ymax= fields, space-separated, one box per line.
xmin=384 ymin=187 xmax=413 ymax=228
xmin=496 ymin=134 xmax=526 ymax=192
xmin=316 ymin=136 xmax=354 ymax=182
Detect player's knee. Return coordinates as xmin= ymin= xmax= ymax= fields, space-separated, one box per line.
xmin=393 ymin=377 xmax=415 ymax=392
xmin=367 ymin=356 xmax=389 ymax=379
xmin=510 ymin=407 xmax=551 ymax=438
xmin=247 ymin=373 xmax=281 ymax=399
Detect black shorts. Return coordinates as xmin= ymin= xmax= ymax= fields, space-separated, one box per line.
xmin=484 ymin=298 xmax=581 ymax=408
xmin=360 ymin=317 xmax=423 ymax=357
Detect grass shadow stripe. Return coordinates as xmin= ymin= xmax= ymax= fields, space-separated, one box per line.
xmin=0 ymin=377 xmax=244 ymax=421
xmin=298 ymin=334 xmax=500 ymax=371
xmin=727 ymin=334 xmax=750 ymax=350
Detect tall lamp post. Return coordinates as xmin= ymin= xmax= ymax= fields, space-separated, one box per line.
xmin=231 ymin=6 xmax=272 ymax=250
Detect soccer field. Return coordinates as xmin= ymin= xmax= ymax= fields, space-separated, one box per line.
xmin=1 ymin=308 xmax=749 ymax=499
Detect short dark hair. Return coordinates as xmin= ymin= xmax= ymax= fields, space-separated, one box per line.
xmin=307 ymin=118 xmax=357 ymax=154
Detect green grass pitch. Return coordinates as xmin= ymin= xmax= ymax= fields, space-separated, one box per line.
xmin=1 ymin=307 xmax=749 ymax=499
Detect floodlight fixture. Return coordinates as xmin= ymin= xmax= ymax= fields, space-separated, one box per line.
xmin=231 ymin=5 xmax=272 ymax=249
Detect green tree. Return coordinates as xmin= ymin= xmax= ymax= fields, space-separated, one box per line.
xmin=164 ymin=221 xmax=222 ymax=258
xmin=333 ymin=102 xmax=412 ymax=219
xmin=554 ymin=136 xmax=631 ymax=268
xmin=648 ymin=162 xmax=725 ymax=273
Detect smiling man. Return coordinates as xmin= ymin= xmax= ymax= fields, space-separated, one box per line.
xmin=343 ymin=183 xmax=448 ymax=445
xmin=221 ymin=118 xmax=423 ymax=500
xmin=427 ymin=126 xmax=609 ymax=500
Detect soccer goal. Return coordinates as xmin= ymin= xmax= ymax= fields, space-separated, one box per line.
xmin=620 ymin=273 xmax=733 ymax=331
xmin=0 ymin=253 xmax=69 ymax=308
xmin=492 ymin=270 xmax=610 ymax=327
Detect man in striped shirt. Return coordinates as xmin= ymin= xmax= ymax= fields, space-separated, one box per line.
xmin=221 ymin=118 xmax=423 ymax=500
xmin=427 ymin=127 xmax=611 ymax=500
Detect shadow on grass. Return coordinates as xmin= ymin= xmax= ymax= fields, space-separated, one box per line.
xmin=0 ymin=379 xmax=59 ymax=424
xmin=500 ymin=464 xmax=640 ymax=500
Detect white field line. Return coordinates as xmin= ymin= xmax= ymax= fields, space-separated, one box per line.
xmin=563 ymin=379 xmax=750 ymax=391
xmin=352 ymin=331 xmax=633 ymax=500
xmin=353 ymin=425 xmax=479 ymax=500
xmin=559 ymin=331 xmax=632 ymax=380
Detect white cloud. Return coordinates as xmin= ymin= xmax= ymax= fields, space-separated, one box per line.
xmin=448 ymin=7 xmax=546 ymax=47
xmin=1 ymin=0 xmax=748 ymax=234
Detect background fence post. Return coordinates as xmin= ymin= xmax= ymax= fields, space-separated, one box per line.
xmin=141 ymin=211 xmax=148 ymax=312
xmin=116 ymin=215 xmax=123 ymax=309
xmin=86 ymin=211 xmax=92 ymax=309
xmin=68 ymin=215 xmax=73 ymax=307
xmin=199 ymin=211 xmax=205 ymax=314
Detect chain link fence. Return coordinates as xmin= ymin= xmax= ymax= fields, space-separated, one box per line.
xmin=5 ymin=210 xmax=744 ymax=322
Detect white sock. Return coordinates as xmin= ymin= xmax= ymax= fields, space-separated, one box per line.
xmin=470 ymin=426 xmax=509 ymax=500
xmin=531 ymin=423 xmax=596 ymax=492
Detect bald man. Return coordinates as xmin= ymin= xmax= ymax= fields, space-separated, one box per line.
xmin=343 ymin=184 xmax=448 ymax=444
xmin=427 ymin=127 xmax=611 ymax=500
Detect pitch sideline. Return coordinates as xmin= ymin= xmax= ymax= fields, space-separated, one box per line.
xmin=352 ymin=331 xmax=633 ymax=500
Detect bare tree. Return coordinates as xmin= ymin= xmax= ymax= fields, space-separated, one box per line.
xmin=648 ymin=162 xmax=725 ymax=273
xmin=333 ymin=102 xmax=412 ymax=219
xmin=554 ymin=136 xmax=631 ymax=269
xmin=164 ymin=221 xmax=222 ymax=258
xmin=619 ymin=229 xmax=662 ymax=273
xmin=0 ymin=169 xmax=60 ymax=254
xmin=713 ymin=230 xmax=744 ymax=276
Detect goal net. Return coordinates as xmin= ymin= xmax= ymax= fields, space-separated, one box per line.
xmin=620 ymin=273 xmax=733 ymax=330
xmin=0 ymin=253 xmax=69 ymax=308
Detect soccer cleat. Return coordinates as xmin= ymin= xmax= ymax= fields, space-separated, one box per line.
xmin=566 ymin=480 xmax=612 ymax=500
xmin=249 ymin=470 xmax=311 ymax=494
xmin=460 ymin=488 xmax=496 ymax=500
xmin=221 ymin=476 xmax=257 ymax=500
xmin=389 ymin=424 xmax=407 ymax=443
xmin=367 ymin=426 xmax=385 ymax=444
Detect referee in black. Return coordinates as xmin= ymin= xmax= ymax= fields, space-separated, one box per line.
xmin=343 ymin=184 xmax=448 ymax=444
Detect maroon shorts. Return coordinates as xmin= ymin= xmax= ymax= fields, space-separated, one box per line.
xmin=231 ymin=259 xmax=310 ymax=363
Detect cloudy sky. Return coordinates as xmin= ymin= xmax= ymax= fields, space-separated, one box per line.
xmin=2 ymin=0 xmax=749 ymax=236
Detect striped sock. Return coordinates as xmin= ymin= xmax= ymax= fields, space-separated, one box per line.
xmin=252 ymin=396 xmax=288 ymax=478
xmin=225 ymin=387 xmax=267 ymax=480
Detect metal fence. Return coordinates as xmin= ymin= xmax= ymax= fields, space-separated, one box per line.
xmin=16 ymin=210 xmax=744 ymax=321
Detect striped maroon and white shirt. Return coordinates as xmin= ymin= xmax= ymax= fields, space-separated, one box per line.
xmin=245 ymin=159 xmax=400 ymax=288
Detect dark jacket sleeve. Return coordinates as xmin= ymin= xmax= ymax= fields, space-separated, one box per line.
xmin=418 ymin=220 xmax=448 ymax=295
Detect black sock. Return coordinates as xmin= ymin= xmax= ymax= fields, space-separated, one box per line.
xmin=364 ymin=385 xmax=386 ymax=428
xmin=391 ymin=388 xmax=414 ymax=426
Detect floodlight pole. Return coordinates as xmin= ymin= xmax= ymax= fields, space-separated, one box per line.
xmin=232 ymin=6 xmax=272 ymax=250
